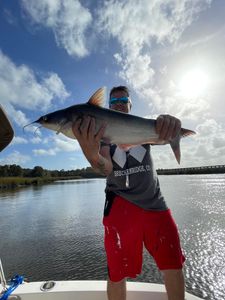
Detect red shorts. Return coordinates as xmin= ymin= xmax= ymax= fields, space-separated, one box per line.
xmin=103 ymin=195 xmax=185 ymax=282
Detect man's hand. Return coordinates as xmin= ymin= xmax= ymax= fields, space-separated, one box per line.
xmin=156 ymin=114 xmax=181 ymax=140
xmin=72 ymin=116 xmax=106 ymax=164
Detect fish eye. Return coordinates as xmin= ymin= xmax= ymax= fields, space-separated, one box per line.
xmin=42 ymin=116 xmax=48 ymax=121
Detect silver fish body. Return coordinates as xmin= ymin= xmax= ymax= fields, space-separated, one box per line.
xmin=37 ymin=103 xmax=158 ymax=144
xmin=30 ymin=88 xmax=195 ymax=163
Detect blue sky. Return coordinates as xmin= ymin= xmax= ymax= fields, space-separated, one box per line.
xmin=0 ymin=0 xmax=225 ymax=170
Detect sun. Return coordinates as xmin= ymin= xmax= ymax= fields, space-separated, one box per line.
xmin=178 ymin=69 xmax=209 ymax=98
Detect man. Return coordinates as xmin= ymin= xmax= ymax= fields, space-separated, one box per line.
xmin=0 ymin=105 xmax=14 ymax=152
xmin=72 ymin=86 xmax=185 ymax=300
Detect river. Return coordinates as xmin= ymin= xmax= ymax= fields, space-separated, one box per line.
xmin=0 ymin=175 xmax=224 ymax=299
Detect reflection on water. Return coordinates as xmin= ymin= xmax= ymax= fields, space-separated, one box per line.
xmin=158 ymin=175 xmax=225 ymax=300
xmin=0 ymin=175 xmax=225 ymax=299
xmin=0 ymin=179 xmax=106 ymax=282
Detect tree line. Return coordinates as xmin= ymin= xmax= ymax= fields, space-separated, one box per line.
xmin=0 ymin=164 xmax=104 ymax=179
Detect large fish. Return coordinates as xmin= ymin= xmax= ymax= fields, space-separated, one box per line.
xmin=26 ymin=87 xmax=196 ymax=163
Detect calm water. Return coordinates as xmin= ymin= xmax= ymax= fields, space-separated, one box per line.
xmin=0 ymin=175 xmax=225 ymax=299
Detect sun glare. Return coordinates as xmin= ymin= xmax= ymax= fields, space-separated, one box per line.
xmin=178 ymin=69 xmax=209 ymax=98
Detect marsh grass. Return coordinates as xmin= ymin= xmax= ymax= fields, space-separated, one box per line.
xmin=0 ymin=176 xmax=81 ymax=190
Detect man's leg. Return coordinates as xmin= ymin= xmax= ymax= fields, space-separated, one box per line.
xmin=103 ymin=197 xmax=143 ymax=300
xmin=162 ymin=269 xmax=185 ymax=300
xmin=107 ymin=278 xmax=126 ymax=300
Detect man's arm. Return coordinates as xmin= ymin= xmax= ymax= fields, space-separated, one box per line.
xmin=72 ymin=116 xmax=113 ymax=176
xmin=97 ymin=145 xmax=113 ymax=176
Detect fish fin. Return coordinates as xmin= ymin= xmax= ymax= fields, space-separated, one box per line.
xmin=169 ymin=128 xmax=195 ymax=164
xmin=170 ymin=135 xmax=181 ymax=164
xmin=181 ymin=128 xmax=196 ymax=138
xmin=88 ymin=87 xmax=106 ymax=107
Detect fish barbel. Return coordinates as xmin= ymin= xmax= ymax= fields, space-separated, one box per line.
xmin=26 ymin=87 xmax=196 ymax=163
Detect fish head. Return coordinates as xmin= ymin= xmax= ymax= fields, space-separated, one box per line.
xmin=34 ymin=112 xmax=67 ymax=132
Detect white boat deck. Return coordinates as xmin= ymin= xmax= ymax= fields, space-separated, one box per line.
xmin=1 ymin=280 xmax=203 ymax=300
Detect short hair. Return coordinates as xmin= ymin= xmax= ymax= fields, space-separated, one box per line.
xmin=109 ymin=86 xmax=130 ymax=98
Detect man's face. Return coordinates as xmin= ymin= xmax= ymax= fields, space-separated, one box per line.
xmin=109 ymin=90 xmax=131 ymax=113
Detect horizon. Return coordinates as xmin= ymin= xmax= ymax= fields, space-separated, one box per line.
xmin=1 ymin=162 xmax=225 ymax=173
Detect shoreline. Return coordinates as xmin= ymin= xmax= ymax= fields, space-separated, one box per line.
xmin=0 ymin=175 xmax=104 ymax=190
xmin=1 ymin=169 xmax=225 ymax=190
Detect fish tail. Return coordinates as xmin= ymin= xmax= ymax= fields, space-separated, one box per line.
xmin=170 ymin=128 xmax=196 ymax=164
xmin=170 ymin=135 xmax=181 ymax=164
xmin=181 ymin=128 xmax=196 ymax=137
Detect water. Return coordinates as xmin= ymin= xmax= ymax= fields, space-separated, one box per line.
xmin=0 ymin=175 xmax=224 ymax=299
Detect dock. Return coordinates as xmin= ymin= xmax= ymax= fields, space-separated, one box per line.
xmin=157 ymin=164 xmax=225 ymax=175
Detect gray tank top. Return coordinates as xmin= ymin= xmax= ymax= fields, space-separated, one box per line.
xmin=105 ymin=144 xmax=168 ymax=211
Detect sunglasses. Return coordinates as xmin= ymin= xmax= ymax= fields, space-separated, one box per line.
xmin=109 ymin=97 xmax=130 ymax=105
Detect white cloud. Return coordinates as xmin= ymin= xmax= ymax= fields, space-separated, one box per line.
xmin=212 ymin=136 xmax=225 ymax=149
xmin=158 ymin=94 xmax=210 ymax=121
xmin=30 ymin=136 xmax=42 ymax=144
xmin=53 ymin=135 xmax=80 ymax=152
xmin=97 ymin=0 xmax=212 ymax=108
xmin=12 ymin=136 xmax=28 ymax=145
xmin=21 ymin=0 xmax=92 ymax=58
xmin=0 ymin=151 xmax=30 ymax=165
xmin=42 ymin=73 xmax=70 ymax=101
xmin=114 ymin=51 xmax=155 ymax=90
xmin=0 ymin=51 xmax=69 ymax=110
xmin=187 ymin=119 xmax=225 ymax=165
xmin=7 ymin=105 xmax=30 ymax=128
xmin=98 ymin=0 xmax=211 ymax=47
xmin=196 ymin=119 xmax=221 ymax=136
xmin=32 ymin=134 xmax=80 ymax=157
xmin=0 ymin=50 xmax=70 ymax=126
xmin=33 ymin=148 xmax=57 ymax=156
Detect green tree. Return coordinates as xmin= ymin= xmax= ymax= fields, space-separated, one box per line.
xmin=31 ymin=166 xmax=44 ymax=177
